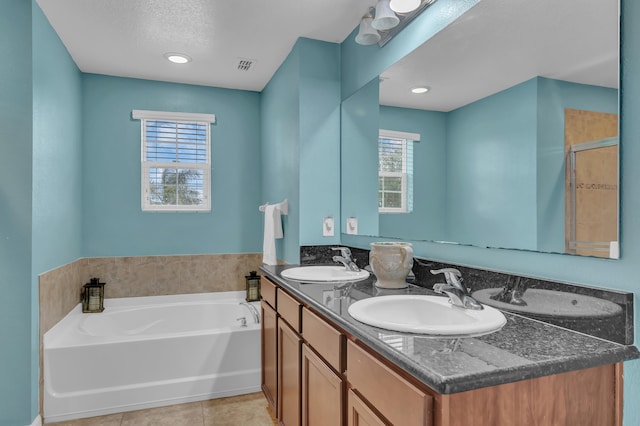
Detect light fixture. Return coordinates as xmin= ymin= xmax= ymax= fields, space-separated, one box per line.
xmin=355 ymin=0 xmax=433 ymax=46
xmin=411 ymin=86 xmax=430 ymax=94
xmin=164 ymin=52 xmax=192 ymax=64
xmin=355 ymin=11 xmax=381 ymax=45
xmin=390 ymin=0 xmax=422 ymax=13
xmin=372 ymin=0 xmax=400 ymax=31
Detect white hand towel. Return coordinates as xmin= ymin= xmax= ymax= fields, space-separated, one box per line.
xmin=263 ymin=204 xmax=283 ymax=265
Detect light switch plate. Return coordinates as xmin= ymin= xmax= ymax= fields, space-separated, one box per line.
xmin=323 ymin=216 xmax=334 ymax=237
xmin=347 ymin=217 xmax=358 ymax=235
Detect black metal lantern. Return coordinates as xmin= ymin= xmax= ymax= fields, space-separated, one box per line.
xmin=82 ymin=277 xmax=106 ymax=313
xmin=245 ymin=271 xmax=261 ymax=302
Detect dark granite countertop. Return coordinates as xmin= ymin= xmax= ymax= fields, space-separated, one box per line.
xmin=260 ymin=264 xmax=639 ymax=394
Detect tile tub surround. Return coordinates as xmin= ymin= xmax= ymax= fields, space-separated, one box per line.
xmin=262 ymin=264 xmax=639 ymax=394
xmin=300 ymin=245 xmax=634 ymax=345
xmin=38 ymin=253 xmax=263 ymax=419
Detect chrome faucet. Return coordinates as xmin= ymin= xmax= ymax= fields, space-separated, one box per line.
xmin=240 ymin=301 xmax=260 ymax=323
xmin=431 ymin=268 xmax=483 ymax=310
xmin=490 ymin=276 xmax=528 ymax=306
xmin=331 ymin=246 xmax=360 ymax=272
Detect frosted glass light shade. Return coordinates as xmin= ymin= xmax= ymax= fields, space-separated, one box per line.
xmin=372 ymin=0 xmax=400 ymax=30
xmin=355 ymin=15 xmax=381 ymax=45
xmin=390 ymin=0 xmax=421 ymax=13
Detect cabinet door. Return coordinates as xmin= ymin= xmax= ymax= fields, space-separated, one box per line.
xmin=347 ymin=340 xmax=432 ymax=426
xmin=278 ymin=317 xmax=301 ymax=426
xmin=347 ymin=389 xmax=386 ymax=426
xmin=261 ymin=301 xmax=278 ymax=416
xmin=301 ymin=343 xmax=343 ymax=426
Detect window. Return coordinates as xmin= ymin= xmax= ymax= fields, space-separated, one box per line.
xmin=378 ymin=129 xmax=418 ymax=213
xmin=133 ymin=110 xmax=215 ymax=212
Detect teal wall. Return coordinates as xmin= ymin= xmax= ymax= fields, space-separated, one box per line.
xmin=260 ymin=42 xmax=301 ymax=264
xmin=379 ymin=105 xmax=447 ymax=241
xmin=375 ymin=77 xmax=617 ymax=252
xmin=0 ymin=1 xmax=34 ymax=424
xmin=261 ymin=38 xmax=341 ymax=263
xmin=341 ymin=1 xmax=640 ymax=425
xmin=1 ymin=0 xmax=638 ymax=424
xmin=32 ymin=2 xmax=84 ymax=419
xmin=298 ymin=39 xmax=341 ymax=246
xmin=341 ymin=78 xmax=380 ymax=237
xmin=447 ymin=78 xmax=539 ymax=250
xmin=82 ymin=74 xmax=262 ymax=256
xmin=0 ymin=1 xmax=83 ymax=423
xmin=536 ymin=77 xmax=618 ymax=253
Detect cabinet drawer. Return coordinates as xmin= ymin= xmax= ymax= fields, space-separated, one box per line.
xmin=302 ymin=307 xmax=343 ymax=372
xmin=278 ymin=288 xmax=301 ymax=332
xmin=261 ymin=277 xmax=277 ymax=309
xmin=347 ymin=340 xmax=432 ymax=426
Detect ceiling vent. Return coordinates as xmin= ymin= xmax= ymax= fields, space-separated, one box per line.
xmin=237 ymin=59 xmax=255 ymax=72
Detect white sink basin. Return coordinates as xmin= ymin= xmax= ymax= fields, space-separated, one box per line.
xmin=472 ymin=288 xmax=622 ymax=319
xmin=280 ymin=266 xmax=370 ymax=283
xmin=348 ymin=295 xmax=506 ymax=336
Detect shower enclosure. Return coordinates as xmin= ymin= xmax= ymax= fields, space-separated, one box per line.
xmin=566 ymin=137 xmax=619 ymax=258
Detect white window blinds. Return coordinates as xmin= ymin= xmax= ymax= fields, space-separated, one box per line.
xmin=132 ymin=110 xmax=215 ymax=212
xmin=378 ymin=129 xmax=418 ymax=213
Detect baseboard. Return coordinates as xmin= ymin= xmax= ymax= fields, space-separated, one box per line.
xmin=30 ymin=414 xmax=42 ymax=426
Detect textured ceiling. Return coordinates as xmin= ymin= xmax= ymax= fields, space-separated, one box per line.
xmin=36 ymin=0 xmax=373 ymax=92
xmin=36 ymin=0 xmax=618 ymax=110
xmin=380 ymin=0 xmax=619 ymax=111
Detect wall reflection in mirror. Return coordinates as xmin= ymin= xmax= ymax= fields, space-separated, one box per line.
xmin=340 ymin=0 xmax=619 ymax=258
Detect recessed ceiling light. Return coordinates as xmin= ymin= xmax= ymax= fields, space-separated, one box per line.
xmin=164 ymin=53 xmax=192 ymax=64
xmin=411 ymin=86 xmax=430 ymax=94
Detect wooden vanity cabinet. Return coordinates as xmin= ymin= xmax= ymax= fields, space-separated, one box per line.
xmin=278 ymin=316 xmax=302 ymax=426
xmin=347 ymin=339 xmax=433 ymax=426
xmin=435 ymin=362 xmax=622 ymax=426
xmin=261 ymin=276 xmax=623 ymax=426
xmin=301 ymin=307 xmax=345 ymax=426
xmin=276 ymin=287 xmax=303 ymax=426
xmin=301 ymin=343 xmax=343 ymax=425
xmin=261 ymin=300 xmax=278 ymax=415
xmin=262 ymin=277 xmax=345 ymax=426
xmin=347 ymin=389 xmax=387 ymax=426
xmin=261 ymin=278 xmax=278 ymax=417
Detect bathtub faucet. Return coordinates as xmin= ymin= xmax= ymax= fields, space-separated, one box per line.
xmin=240 ymin=301 xmax=260 ymax=324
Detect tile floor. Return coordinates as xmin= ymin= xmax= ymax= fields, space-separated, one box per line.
xmin=45 ymin=392 xmax=277 ymax=426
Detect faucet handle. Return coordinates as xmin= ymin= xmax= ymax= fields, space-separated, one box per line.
xmin=431 ymin=268 xmax=464 ymax=288
xmin=431 ymin=268 xmax=461 ymax=276
xmin=331 ymin=246 xmax=352 ymax=259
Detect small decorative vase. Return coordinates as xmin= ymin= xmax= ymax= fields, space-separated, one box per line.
xmin=369 ymin=242 xmax=413 ymax=289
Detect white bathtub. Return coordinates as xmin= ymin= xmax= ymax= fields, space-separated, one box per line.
xmin=43 ymin=291 xmax=261 ymax=423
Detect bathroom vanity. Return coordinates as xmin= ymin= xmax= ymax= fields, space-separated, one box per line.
xmin=260 ymin=264 xmax=638 ymax=426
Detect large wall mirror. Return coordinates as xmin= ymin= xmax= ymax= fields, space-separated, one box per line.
xmin=341 ymin=0 xmax=619 ymax=258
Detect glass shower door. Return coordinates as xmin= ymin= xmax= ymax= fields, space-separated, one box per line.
xmin=567 ymin=137 xmax=619 ymax=258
